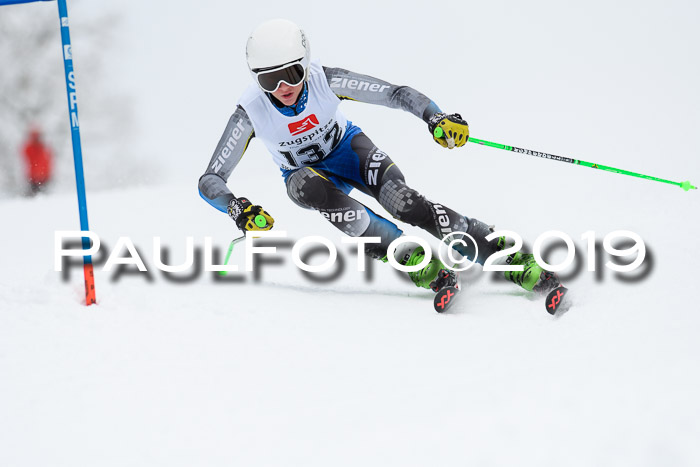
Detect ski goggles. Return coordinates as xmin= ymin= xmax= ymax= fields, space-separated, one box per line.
xmin=253 ymin=60 xmax=306 ymax=93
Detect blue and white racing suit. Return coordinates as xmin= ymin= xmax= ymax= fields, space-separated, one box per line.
xmin=199 ymin=60 xmax=497 ymax=261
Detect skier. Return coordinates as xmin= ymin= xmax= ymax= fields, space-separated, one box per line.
xmin=22 ymin=127 xmax=53 ymax=196
xmin=199 ymin=19 xmax=560 ymax=300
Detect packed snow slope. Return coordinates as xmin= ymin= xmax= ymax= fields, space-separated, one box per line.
xmin=1 ymin=173 xmax=699 ymax=467
xmin=2 ymin=0 xmax=700 ymax=466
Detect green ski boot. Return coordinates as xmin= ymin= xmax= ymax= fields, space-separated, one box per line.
xmin=504 ymin=251 xmax=545 ymax=291
xmin=504 ymin=250 xmax=560 ymax=294
xmin=493 ymin=236 xmax=559 ymax=293
xmin=384 ymin=244 xmax=447 ymax=289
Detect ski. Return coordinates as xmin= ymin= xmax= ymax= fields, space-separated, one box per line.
xmin=545 ymin=285 xmax=570 ymax=316
xmin=533 ymin=271 xmax=571 ymax=316
xmin=431 ymin=269 xmax=460 ymax=313
xmin=434 ymin=285 xmax=460 ymax=313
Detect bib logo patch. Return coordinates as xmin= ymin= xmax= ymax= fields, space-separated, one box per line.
xmin=288 ymin=114 xmax=319 ymax=136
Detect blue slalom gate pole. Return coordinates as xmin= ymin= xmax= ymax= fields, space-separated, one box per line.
xmin=56 ymin=0 xmax=96 ymax=305
xmin=0 ymin=0 xmax=96 ymax=304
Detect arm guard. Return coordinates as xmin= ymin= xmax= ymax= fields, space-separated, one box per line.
xmin=198 ymin=106 xmax=255 ymax=212
xmin=323 ymin=66 xmax=442 ymax=123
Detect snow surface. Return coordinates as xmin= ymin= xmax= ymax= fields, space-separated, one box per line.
xmin=2 ymin=1 xmax=700 ymax=466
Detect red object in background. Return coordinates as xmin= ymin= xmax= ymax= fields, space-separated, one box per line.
xmin=22 ymin=128 xmax=53 ymax=186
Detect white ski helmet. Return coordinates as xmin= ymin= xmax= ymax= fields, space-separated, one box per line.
xmin=246 ymin=19 xmax=310 ymax=91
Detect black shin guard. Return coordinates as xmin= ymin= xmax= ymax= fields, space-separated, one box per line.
xmin=351 ymin=133 xmax=500 ymax=265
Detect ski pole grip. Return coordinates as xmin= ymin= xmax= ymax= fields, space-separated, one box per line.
xmin=254 ymin=214 xmax=268 ymax=228
xmin=433 ymin=127 xmax=444 ymax=138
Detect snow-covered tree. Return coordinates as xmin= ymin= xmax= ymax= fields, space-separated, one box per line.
xmin=0 ymin=1 xmax=133 ymax=196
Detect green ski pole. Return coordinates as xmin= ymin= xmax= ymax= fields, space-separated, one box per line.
xmin=219 ymin=214 xmax=269 ymax=276
xmin=433 ymin=128 xmax=696 ymax=192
